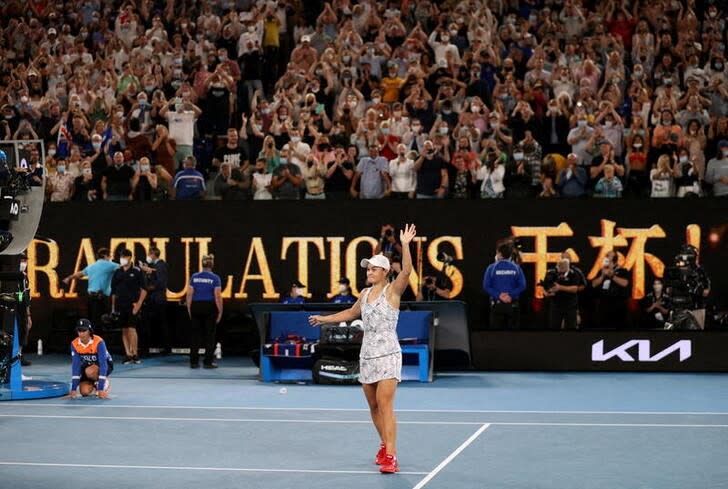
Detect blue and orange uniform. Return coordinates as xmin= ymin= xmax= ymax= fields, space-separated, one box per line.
xmin=71 ymin=336 xmax=113 ymax=391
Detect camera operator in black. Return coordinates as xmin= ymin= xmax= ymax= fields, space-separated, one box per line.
xmin=17 ymin=253 xmax=32 ymax=366
xmin=640 ymin=278 xmax=670 ymax=329
xmin=664 ymin=245 xmax=711 ymax=329
xmin=418 ymin=275 xmax=452 ymax=301
xmin=374 ymin=224 xmax=402 ymax=260
xmin=111 ymin=249 xmax=147 ymax=364
xmin=139 ymin=247 xmax=169 ymax=354
xmin=543 ymin=256 xmax=586 ymax=329
xmin=591 ymin=250 xmax=630 ymax=328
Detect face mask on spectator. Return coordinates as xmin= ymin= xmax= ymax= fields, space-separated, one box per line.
xmin=338 ymin=284 xmax=348 ymax=294
xmin=279 ymin=114 xmax=288 ymax=121
xmin=439 ymin=126 xmax=449 ymax=134
xmin=633 ymin=143 xmax=643 ymax=149
xmin=141 ymin=164 xmax=150 ymax=172
xmin=412 ymin=124 xmax=421 ymax=133
xmin=679 ymin=155 xmax=688 ymax=163
xmin=120 ymin=258 xmax=129 ymax=267
xmin=280 ymin=157 xmax=288 ymax=164
xmin=48 ymin=149 xmax=56 ymax=157
xmin=491 ymin=121 xmax=500 ymax=130
xmin=116 ymin=111 xmax=124 ymax=119
xmin=82 ymin=168 xmax=92 ymax=176
xmin=57 ymin=164 xmax=66 ymax=174
xmin=372 ymin=97 xmax=381 ymax=104
xmin=290 ymin=135 xmax=301 ymax=143
xmin=381 ymin=128 xmax=389 ymax=135
xmin=577 ymin=120 xmax=587 ymax=127
xmin=513 ymin=152 xmax=524 ymax=161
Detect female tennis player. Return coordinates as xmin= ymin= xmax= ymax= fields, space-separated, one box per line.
xmin=309 ymin=223 xmax=416 ymax=474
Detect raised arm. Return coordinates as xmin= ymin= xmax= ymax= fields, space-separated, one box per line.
xmin=391 ymin=223 xmax=416 ymax=297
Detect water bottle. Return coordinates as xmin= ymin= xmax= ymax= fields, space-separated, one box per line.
xmin=214 ymin=342 xmax=222 ymax=360
xmin=37 ymin=339 xmax=43 ymax=356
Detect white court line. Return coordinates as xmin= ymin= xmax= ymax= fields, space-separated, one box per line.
xmin=5 ymin=403 xmax=728 ymax=416
xmin=0 ymin=414 xmax=476 ymax=425
xmin=411 ymin=423 xmax=491 ymax=489
xmin=2 ymin=414 xmax=728 ymax=428
xmin=0 ymin=461 xmax=427 ymax=476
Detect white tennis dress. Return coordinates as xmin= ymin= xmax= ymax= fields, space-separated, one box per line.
xmin=358 ymin=284 xmax=402 ymax=384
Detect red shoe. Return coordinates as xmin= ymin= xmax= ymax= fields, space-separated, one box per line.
xmin=375 ymin=443 xmax=386 ymax=465
xmin=379 ymin=454 xmax=399 ymax=474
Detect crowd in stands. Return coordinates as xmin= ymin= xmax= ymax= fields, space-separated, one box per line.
xmin=0 ymin=0 xmax=727 ymax=201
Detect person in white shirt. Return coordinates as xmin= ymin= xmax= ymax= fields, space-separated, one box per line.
xmin=252 ymin=158 xmax=273 ymax=200
xmin=428 ymin=30 xmax=461 ymax=65
xmin=160 ymin=96 xmax=202 ymax=169
xmin=388 ymin=144 xmax=416 ymax=199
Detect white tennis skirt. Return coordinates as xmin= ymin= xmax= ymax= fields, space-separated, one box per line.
xmin=359 ymin=352 xmax=402 ymax=384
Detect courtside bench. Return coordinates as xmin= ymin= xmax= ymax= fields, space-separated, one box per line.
xmin=260 ymin=311 xmax=435 ymax=383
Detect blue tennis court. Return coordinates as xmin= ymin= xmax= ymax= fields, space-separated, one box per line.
xmin=2 ymin=356 xmax=727 ymax=489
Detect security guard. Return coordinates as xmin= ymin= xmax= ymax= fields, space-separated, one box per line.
xmin=111 ymin=249 xmax=147 ymax=364
xmin=63 ymin=247 xmax=119 ymax=335
xmin=281 ymin=280 xmax=306 ymax=304
xmin=186 ymin=254 xmax=222 ymax=369
xmin=331 ymin=278 xmax=356 ymax=304
xmin=483 ymin=243 xmax=526 ymax=328
xmin=70 ymin=319 xmax=113 ymax=398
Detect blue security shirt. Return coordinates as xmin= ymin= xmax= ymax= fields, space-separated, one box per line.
xmin=83 ymin=259 xmax=119 ymax=296
xmin=173 ymin=168 xmax=206 ymax=200
xmin=281 ymin=295 xmax=305 ymax=304
xmin=189 ymin=271 xmax=221 ymax=301
xmin=331 ymin=293 xmax=356 ymax=304
xmin=483 ymin=259 xmax=526 ymax=301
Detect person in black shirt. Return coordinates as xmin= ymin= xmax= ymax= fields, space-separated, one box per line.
xmin=591 ymin=250 xmax=630 ymax=329
xmin=72 ymin=162 xmax=99 ymax=201
xmin=325 ymin=146 xmax=354 ymax=199
xmin=133 ymin=157 xmax=158 ymax=201
xmin=111 ymin=249 xmax=147 ymax=364
xmin=640 ymin=278 xmax=670 ymax=329
xmin=417 ymin=275 xmax=452 ymax=301
xmin=212 ymin=128 xmax=250 ymax=175
xmin=414 ymin=140 xmax=448 ymax=198
xmin=140 ymin=247 xmax=170 ymax=354
xmin=543 ymin=257 xmax=586 ymax=329
xmin=102 ymin=151 xmax=136 ymax=201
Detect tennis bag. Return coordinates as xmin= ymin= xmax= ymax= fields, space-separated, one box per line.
xmin=320 ymin=324 xmax=363 ymax=345
xmin=312 ymin=356 xmax=360 ymax=385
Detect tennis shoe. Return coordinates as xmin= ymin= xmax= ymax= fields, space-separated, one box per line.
xmin=375 ymin=443 xmax=387 ymax=465
xmin=379 ymin=454 xmax=399 ymax=474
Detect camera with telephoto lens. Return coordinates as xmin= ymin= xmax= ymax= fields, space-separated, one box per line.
xmin=662 ymin=245 xmax=708 ymax=313
xmin=100 ymin=311 xmax=122 ymax=328
xmin=538 ymin=268 xmax=559 ymax=291
xmin=384 ymin=229 xmax=393 ymax=237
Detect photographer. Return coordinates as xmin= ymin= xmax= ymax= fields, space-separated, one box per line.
xmin=417 ymin=275 xmax=452 ymax=301
xmin=640 ymin=278 xmax=670 ymax=329
xmin=591 ymin=251 xmax=630 ymax=329
xmin=374 ymin=224 xmax=402 ymax=260
xmin=542 ymin=256 xmax=586 ymax=330
xmin=63 ymin=248 xmax=119 ymax=336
